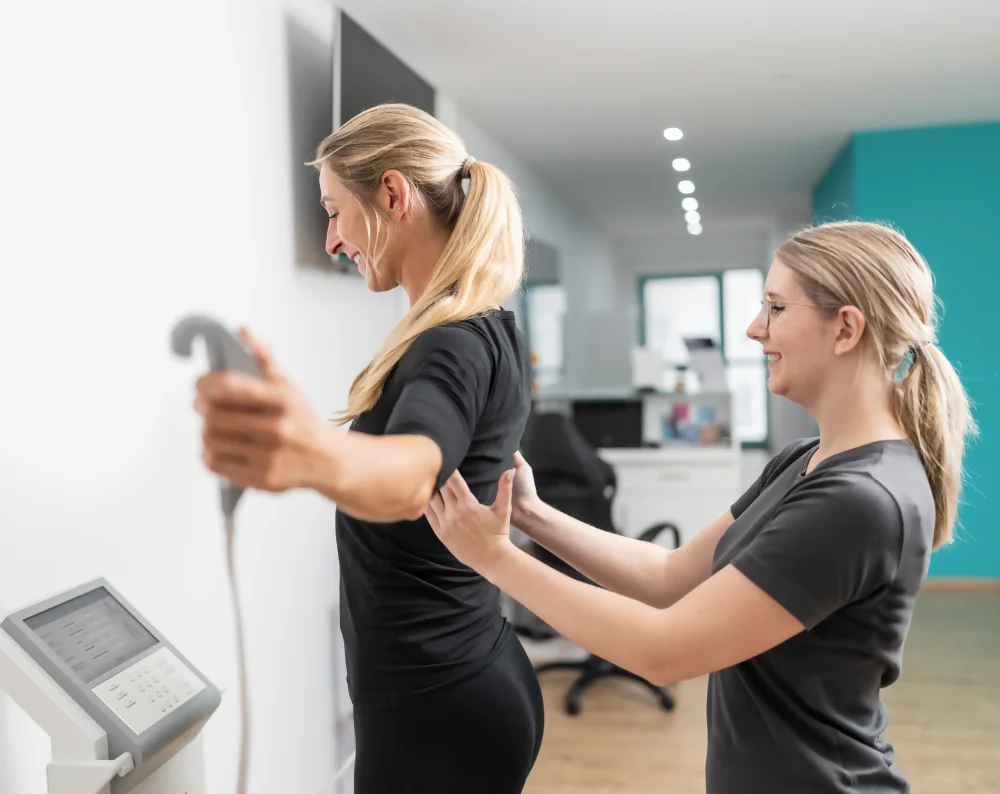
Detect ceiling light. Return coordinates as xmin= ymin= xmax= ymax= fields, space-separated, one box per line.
xmin=681 ymin=197 xmax=699 ymax=211
xmin=685 ymin=210 xmax=701 ymax=224
xmin=672 ymin=158 xmax=691 ymax=172
xmin=663 ymin=127 xmax=683 ymax=141
xmin=678 ymin=180 xmax=695 ymax=194
xmin=688 ymin=222 xmax=703 ymax=236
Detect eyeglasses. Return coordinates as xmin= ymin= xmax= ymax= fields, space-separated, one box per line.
xmin=757 ymin=298 xmax=817 ymax=329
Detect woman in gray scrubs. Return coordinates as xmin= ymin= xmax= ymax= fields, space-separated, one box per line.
xmin=425 ymin=220 xmax=976 ymax=794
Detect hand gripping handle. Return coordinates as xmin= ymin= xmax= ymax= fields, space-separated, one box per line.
xmin=170 ymin=314 xmax=261 ymax=517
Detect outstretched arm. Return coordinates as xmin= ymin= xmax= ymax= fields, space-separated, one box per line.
xmin=194 ymin=327 xmax=475 ymax=523
xmin=311 ymin=429 xmax=441 ymax=521
xmin=491 ymin=548 xmax=802 ymax=685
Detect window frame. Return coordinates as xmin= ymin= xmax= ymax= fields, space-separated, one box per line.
xmin=521 ymin=279 xmax=565 ymax=388
xmin=636 ymin=270 xmax=771 ymax=451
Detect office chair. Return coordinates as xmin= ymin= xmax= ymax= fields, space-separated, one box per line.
xmin=515 ymin=411 xmax=682 ymax=716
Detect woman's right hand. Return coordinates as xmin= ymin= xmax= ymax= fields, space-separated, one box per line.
xmin=509 ymin=450 xmax=540 ymax=526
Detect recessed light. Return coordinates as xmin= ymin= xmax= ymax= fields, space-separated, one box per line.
xmin=663 ymin=127 xmax=683 ymax=141
xmin=688 ymin=222 xmax=703 ymax=235
xmin=678 ymin=180 xmax=695 ymax=194
xmin=672 ymin=158 xmax=691 ymax=172
xmin=681 ymin=197 xmax=699 ymax=211
xmin=685 ymin=210 xmax=701 ymax=224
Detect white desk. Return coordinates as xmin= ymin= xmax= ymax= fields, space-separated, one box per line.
xmin=598 ymin=446 xmax=742 ymax=547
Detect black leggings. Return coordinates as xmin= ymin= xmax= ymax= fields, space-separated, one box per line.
xmin=352 ymin=630 xmax=545 ymax=793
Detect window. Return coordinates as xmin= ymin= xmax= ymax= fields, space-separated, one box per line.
xmin=523 ymin=283 xmax=566 ymax=389
xmin=640 ymin=269 xmax=768 ymax=446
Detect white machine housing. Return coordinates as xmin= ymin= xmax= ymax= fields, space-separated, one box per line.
xmin=0 ymin=578 xmax=220 ymax=794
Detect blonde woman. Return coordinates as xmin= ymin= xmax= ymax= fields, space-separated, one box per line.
xmin=425 ymin=221 xmax=976 ymax=794
xmin=194 ymin=104 xmax=542 ymax=792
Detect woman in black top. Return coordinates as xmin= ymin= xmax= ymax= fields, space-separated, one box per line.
xmin=424 ymin=221 xmax=977 ymax=794
xmin=194 ymin=104 xmax=541 ymax=792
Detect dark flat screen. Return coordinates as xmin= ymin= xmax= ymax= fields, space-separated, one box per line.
xmin=339 ymin=11 xmax=435 ymax=124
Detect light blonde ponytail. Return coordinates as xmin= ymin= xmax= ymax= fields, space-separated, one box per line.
xmin=894 ymin=341 xmax=976 ymax=547
xmin=777 ymin=221 xmax=977 ymax=548
xmin=308 ymin=104 xmax=525 ymax=425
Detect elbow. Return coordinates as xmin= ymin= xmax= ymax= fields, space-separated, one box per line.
xmin=641 ymin=652 xmax=702 ymax=687
xmin=641 ymin=663 xmax=676 ymax=688
xmin=635 ymin=634 xmax=681 ymax=687
xmin=403 ymin=476 xmax=437 ymax=522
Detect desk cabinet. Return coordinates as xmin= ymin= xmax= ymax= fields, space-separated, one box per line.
xmin=599 ymin=448 xmax=743 ymax=548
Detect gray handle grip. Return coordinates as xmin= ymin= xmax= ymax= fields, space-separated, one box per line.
xmin=170 ymin=314 xmax=262 ymax=517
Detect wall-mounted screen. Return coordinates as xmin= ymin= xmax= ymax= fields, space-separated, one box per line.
xmin=330 ymin=8 xmax=437 ymax=271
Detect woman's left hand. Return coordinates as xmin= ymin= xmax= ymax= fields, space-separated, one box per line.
xmin=194 ymin=328 xmax=329 ymax=493
xmin=425 ymin=468 xmax=517 ymax=575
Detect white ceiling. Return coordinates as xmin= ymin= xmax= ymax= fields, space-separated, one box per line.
xmin=346 ymin=0 xmax=1000 ymax=242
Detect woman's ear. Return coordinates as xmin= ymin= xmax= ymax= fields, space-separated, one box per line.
xmin=377 ymin=170 xmax=410 ymax=220
xmin=833 ymin=305 xmax=867 ymax=356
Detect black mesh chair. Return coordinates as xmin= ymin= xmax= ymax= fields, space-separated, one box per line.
xmin=514 ymin=411 xmax=681 ymax=716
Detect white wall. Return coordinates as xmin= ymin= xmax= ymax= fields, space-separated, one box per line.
xmin=0 ymin=3 xmax=623 ymax=793
xmin=0 ymin=1 xmax=401 ymax=793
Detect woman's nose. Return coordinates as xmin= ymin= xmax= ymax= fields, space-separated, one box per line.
xmin=326 ymin=227 xmax=342 ymax=258
xmin=746 ymin=306 xmax=768 ymax=341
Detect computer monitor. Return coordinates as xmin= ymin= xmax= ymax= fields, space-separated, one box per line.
xmin=570 ymin=400 xmax=644 ymax=449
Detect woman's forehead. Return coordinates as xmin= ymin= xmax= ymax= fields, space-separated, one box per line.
xmin=764 ymin=259 xmax=806 ymax=300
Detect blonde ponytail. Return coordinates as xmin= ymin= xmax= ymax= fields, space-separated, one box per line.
xmin=308 ymin=104 xmax=525 ymax=425
xmin=777 ymin=221 xmax=977 ymax=549
xmin=894 ymin=342 xmax=977 ymax=547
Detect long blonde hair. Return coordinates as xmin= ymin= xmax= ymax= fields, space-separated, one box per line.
xmin=309 ymin=103 xmax=525 ymax=425
xmin=776 ymin=221 xmax=976 ymax=548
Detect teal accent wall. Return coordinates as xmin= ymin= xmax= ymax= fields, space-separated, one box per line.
xmin=812 ymin=138 xmax=855 ymax=223
xmin=813 ymin=121 xmax=1000 ymax=579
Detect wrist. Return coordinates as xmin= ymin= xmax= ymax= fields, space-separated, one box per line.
xmin=511 ymin=495 xmax=544 ymax=532
xmin=305 ymin=421 xmax=345 ymax=498
xmin=482 ymin=540 xmax=521 ymax=583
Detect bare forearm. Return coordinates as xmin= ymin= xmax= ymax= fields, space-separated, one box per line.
xmin=485 ymin=544 xmax=666 ymax=681
xmin=482 ymin=545 xmax=804 ymax=689
xmin=512 ymin=498 xmax=673 ymax=607
xmin=307 ymin=426 xmax=440 ymax=522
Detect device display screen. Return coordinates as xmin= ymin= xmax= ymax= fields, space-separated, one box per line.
xmin=24 ymin=587 xmax=157 ymax=685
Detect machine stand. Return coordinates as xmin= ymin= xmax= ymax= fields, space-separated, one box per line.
xmin=47 ymin=754 xmax=134 ymax=794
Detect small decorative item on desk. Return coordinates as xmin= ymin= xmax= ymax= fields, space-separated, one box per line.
xmin=661 ymin=400 xmax=727 ymax=447
xmin=699 ymin=424 xmax=723 ymax=445
xmin=675 ymin=366 xmax=688 ymax=393
xmin=662 ymin=401 xmax=692 ymax=443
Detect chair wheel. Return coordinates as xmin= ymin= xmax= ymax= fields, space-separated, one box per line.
xmin=566 ymin=697 xmax=581 ymax=716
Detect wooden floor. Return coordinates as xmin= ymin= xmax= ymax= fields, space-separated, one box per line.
xmin=523 ymin=593 xmax=1000 ymax=793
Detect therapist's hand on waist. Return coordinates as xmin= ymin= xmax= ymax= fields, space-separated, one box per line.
xmin=425 ymin=468 xmax=518 ymax=576
xmin=193 ymin=327 xmax=332 ymax=494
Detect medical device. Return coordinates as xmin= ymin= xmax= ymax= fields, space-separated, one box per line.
xmin=0 ymin=315 xmax=352 ymax=794
xmin=0 ymin=578 xmax=220 ymax=794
